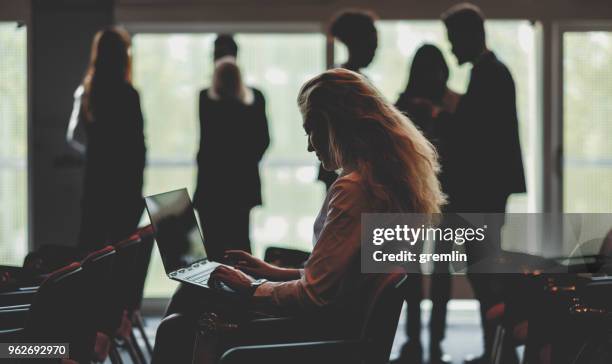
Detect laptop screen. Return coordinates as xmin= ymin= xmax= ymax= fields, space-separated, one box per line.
xmin=144 ymin=188 xmax=207 ymax=274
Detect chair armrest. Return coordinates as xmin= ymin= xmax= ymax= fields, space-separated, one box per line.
xmin=0 ymin=327 xmax=24 ymax=338
xmin=0 ymin=287 xmax=38 ymax=307
xmin=242 ymin=312 xmax=356 ymax=344
xmin=220 ymin=339 xmax=363 ymax=364
xmin=0 ymin=305 xmax=30 ymax=331
xmin=0 ymin=303 xmax=30 ymax=312
xmin=0 ymin=326 xmax=24 ymax=343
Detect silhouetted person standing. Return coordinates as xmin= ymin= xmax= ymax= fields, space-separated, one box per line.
xmin=442 ymin=4 xmax=525 ymax=364
xmin=394 ymin=44 xmax=460 ymax=364
xmin=74 ymin=28 xmax=146 ymax=252
xmin=318 ymin=10 xmax=379 ymax=190
xmin=194 ymin=35 xmax=270 ymax=261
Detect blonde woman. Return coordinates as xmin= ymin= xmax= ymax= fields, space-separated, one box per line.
xmin=153 ymin=68 xmax=444 ymax=363
xmin=194 ymin=54 xmax=270 ymax=261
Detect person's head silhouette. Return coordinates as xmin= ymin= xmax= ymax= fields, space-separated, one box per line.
xmin=212 ymin=56 xmax=250 ymax=103
xmin=82 ymin=27 xmax=132 ymax=121
xmin=86 ymin=27 xmax=132 ymax=84
xmin=405 ymin=44 xmax=449 ymax=104
xmin=442 ymin=3 xmax=486 ymax=65
xmin=214 ymin=34 xmax=238 ymax=61
xmin=329 ymin=10 xmax=378 ymax=72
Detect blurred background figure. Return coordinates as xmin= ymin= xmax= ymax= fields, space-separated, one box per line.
xmin=317 ymin=9 xmax=379 ymax=190
xmin=214 ymin=34 xmax=238 ymax=61
xmin=396 ymin=44 xmax=459 ymax=139
xmin=442 ymin=3 xmax=525 ymax=364
xmin=72 ymin=27 xmax=146 ymax=252
xmin=393 ymin=44 xmax=460 ymax=364
xmin=330 ymin=9 xmax=378 ymax=74
xmin=194 ymin=35 xmax=270 ymax=261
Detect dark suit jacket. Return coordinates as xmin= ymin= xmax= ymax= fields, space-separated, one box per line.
xmin=194 ymin=88 xmax=270 ymax=210
xmin=444 ymin=51 xmax=526 ymax=211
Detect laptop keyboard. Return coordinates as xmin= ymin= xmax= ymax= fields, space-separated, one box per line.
xmin=178 ymin=262 xmax=220 ymax=285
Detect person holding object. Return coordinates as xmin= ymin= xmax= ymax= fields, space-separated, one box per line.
xmin=153 ymin=68 xmax=446 ymax=363
xmin=194 ymin=35 xmax=270 ymax=261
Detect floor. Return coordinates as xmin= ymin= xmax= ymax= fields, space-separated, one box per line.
xmin=390 ymin=300 xmax=484 ymax=363
xmin=129 ymin=300 xmax=485 ymax=364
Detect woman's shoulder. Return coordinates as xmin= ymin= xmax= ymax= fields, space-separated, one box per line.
xmin=251 ymin=87 xmax=264 ymax=99
xmin=333 ymin=171 xmax=362 ymax=186
xmin=200 ymin=87 xmax=213 ymax=101
xmin=328 ymin=172 xmax=368 ymax=210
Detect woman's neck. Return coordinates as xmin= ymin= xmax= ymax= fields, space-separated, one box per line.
xmin=342 ymin=60 xmax=361 ymax=73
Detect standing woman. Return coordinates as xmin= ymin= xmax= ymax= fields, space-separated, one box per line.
xmin=396 ymin=44 xmax=460 ymax=139
xmin=317 ymin=9 xmax=379 ymax=190
xmin=394 ymin=44 xmax=460 ymax=364
xmin=194 ymin=56 xmax=270 ymax=261
xmin=77 ymin=27 xmax=146 ymax=251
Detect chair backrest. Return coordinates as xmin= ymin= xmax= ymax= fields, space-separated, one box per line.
xmin=23 ymin=262 xmax=90 ymax=361
xmin=127 ymin=225 xmax=155 ymax=312
xmin=80 ymin=246 xmax=116 ymax=352
xmin=359 ymin=271 xmax=407 ymax=364
xmin=100 ymin=234 xmax=141 ymax=335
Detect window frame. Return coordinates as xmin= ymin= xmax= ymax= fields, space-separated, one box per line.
xmin=0 ymin=19 xmax=32 ymax=260
xmin=124 ymin=21 xmax=325 ymax=174
xmin=549 ymin=21 xmax=612 ymax=212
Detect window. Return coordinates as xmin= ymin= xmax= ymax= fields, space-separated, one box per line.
xmin=563 ymin=31 xmax=612 ymax=213
xmin=132 ymin=32 xmax=325 ymax=297
xmin=0 ymin=22 xmax=28 ymax=266
xmin=134 ymin=22 xmax=538 ymax=296
xmin=336 ymin=20 xmax=539 ymax=213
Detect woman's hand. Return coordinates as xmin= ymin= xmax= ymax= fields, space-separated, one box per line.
xmin=224 ymin=250 xmax=274 ymax=278
xmin=210 ymin=265 xmax=255 ymax=296
xmin=224 ymin=250 xmax=302 ymax=281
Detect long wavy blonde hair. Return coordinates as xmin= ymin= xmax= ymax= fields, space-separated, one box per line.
xmin=298 ymin=68 xmax=446 ymax=213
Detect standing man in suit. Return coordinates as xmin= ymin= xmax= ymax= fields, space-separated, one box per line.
xmin=442 ymin=4 xmax=526 ymax=364
xmin=319 ymin=9 xmax=379 ymax=190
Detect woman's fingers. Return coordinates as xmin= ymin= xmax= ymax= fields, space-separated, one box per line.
xmin=211 ymin=265 xmax=233 ymax=279
xmin=234 ymin=263 xmax=257 ymax=275
xmin=224 ymin=250 xmax=251 ymax=260
xmin=211 ymin=265 xmax=253 ymax=295
xmin=213 ymin=265 xmax=246 ymax=280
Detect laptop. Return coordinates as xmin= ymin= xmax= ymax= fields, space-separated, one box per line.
xmin=144 ymin=188 xmax=230 ymax=290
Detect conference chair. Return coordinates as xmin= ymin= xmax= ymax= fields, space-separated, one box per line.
xmin=0 ymin=262 xmax=92 ymax=362
xmin=108 ymin=233 xmax=144 ymax=364
xmin=128 ymin=225 xmax=156 ymax=359
xmin=119 ymin=225 xmax=155 ymax=363
xmin=80 ymin=245 xmax=117 ymax=362
xmin=218 ymin=272 xmax=408 ymax=364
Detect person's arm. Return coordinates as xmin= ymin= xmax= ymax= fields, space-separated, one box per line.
xmin=224 ymin=250 xmax=302 ymax=281
xmin=66 ymin=85 xmax=87 ymax=154
xmin=252 ymin=90 xmax=270 ymax=162
xmin=196 ymin=90 xmax=209 ymax=159
xmin=252 ymin=179 xmax=363 ymax=311
xmin=124 ymin=87 xmax=146 ymax=173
